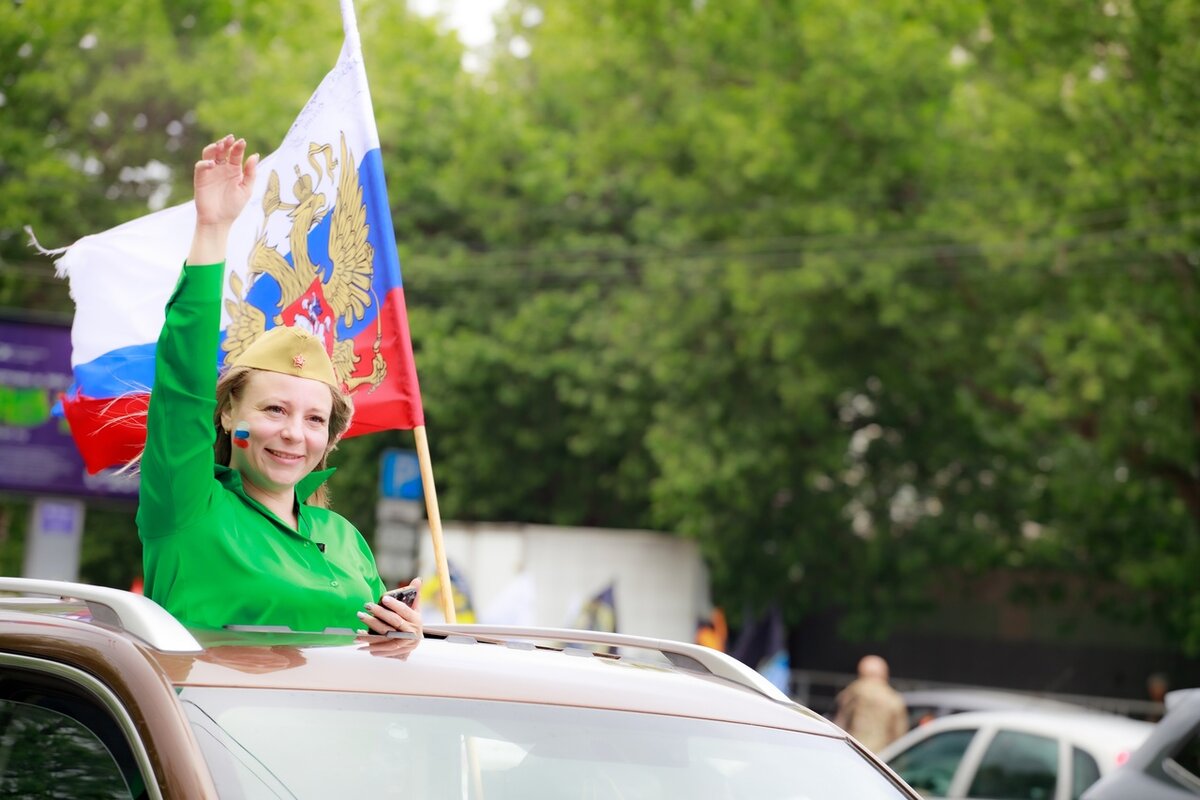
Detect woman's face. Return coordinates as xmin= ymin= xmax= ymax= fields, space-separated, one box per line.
xmin=220 ymin=369 xmax=334 ymax=497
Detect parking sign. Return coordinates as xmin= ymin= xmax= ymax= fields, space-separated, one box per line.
xmin=380 ymin=449 xmax=423 ymax=500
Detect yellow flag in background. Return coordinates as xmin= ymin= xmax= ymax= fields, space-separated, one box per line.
xmin=420 ymin=561 xmax=476 ymax=624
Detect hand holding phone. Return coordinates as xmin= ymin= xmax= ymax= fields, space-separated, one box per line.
xmin=381 ymin=585 xmax=418 ymax=607
xmin=359 ymin=580 xmax=423 ymax=639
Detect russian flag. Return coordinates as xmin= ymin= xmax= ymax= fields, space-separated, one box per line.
xmin=54 ymin=11 xmax=423 ymax=474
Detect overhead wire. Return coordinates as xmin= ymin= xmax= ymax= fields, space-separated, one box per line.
xmin=410 ymin=224 xmax=1198 ymax=273
xmin=402 ymin=195 xmax=1200 ymax=268
xmin=5 ymin=198 xmax=1196 ymax=298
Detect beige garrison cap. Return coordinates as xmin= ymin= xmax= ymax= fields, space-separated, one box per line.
xmin=231 ymin=326 xmax=341 ymax=389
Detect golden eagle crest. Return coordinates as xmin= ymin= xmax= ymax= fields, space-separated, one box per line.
xmin=222 ymin=132 xmax=386 ymax=392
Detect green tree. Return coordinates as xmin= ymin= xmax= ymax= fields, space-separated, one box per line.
xmin=422 ymin=0 xmax=1200 ymax=650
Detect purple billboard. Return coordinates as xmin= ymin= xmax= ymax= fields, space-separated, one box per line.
xmin=0 ymin=315 xmax=138 ymax=500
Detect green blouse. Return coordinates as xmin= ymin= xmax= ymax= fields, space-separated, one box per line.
xmin=136 ymin=262 xmax=385 ymax=631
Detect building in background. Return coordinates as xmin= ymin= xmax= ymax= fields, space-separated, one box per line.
xmin=417 ymin=521 xmax=709 ymax=644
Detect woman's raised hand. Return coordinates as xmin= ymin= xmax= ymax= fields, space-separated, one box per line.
xmin=194 ymin=134 xmax=259 ymax=228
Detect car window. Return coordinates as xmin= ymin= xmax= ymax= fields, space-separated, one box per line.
xmin=967 ymin=729 xmax=1058 ymax=800
xmin=182 ymin=687 xmax=913 ymax=800
xmin=0 ymin=698 xmax=134 ymax=799
xmin=907 ymin=705 xmax=942 ymax=729
xmin=0 ymin=664 xmax=150 ymax=800
xmin=1070 ymin=746 xmax=1100 ymax=800
xmin=887 ymin=728 xmax=976 ymax=797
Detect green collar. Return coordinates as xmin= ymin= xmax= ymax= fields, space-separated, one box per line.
xmin=297 ymin=467 xmax=337 ymax=501
xmin=215 ymin=464 xmax=337 ymax=503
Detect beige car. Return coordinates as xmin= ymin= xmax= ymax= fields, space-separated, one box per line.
xmin=0 ymin=577 xmax=919 ymax=799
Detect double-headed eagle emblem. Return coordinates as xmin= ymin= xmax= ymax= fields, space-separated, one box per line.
xmin=222 ymin=133 xmax=386 ymax=392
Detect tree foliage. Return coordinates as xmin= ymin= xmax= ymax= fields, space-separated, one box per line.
xmin=2 ymin=0 xmax=1197 ymax=652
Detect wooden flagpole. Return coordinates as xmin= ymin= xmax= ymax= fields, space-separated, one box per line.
xmin=340 ymin=0 xmax=455 ymax=623
xmin=414 ymin=426 xmax=456 ymax=623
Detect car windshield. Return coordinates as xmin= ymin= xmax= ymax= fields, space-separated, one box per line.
xmin=180 ymin=686 xmax=910 ymax=799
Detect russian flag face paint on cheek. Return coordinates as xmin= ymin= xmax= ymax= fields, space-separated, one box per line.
xmin=233 ymin=421 xmax=251 ymax=449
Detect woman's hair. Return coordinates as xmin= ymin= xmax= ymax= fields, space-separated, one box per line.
xmin=213 ymin=366 xmax=354 ymax=509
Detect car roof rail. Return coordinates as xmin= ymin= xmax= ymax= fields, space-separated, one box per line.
xmin=429 ymin=624 xmax=796 ymax=705
xmin=0 ymin=578 xmax=201 ymax=653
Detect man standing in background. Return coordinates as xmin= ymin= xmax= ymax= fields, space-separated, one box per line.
xmin=834 ymin=655 xmax=909 ymax=753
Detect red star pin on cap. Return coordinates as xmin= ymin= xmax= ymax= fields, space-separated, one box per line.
xmin=293 ymin=354 xmax=307 ymax=369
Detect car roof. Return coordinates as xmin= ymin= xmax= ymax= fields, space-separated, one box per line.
xmin=906 ymin=708 xmax=1154 ymax=738
xmin=0 ymin=579 xmax=836 ymax=737
xmin=1165 ymin=688 xmax=1200 ymax=714
xmin=902 ymin=687 xmax=1087 ymax=713
xmin=163 ymin=628 xmax=834 ymax=733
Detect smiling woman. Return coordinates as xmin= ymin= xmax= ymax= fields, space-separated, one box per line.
xmin=134 ymin=134 xmax=422 ymax=641
xmin=214 ymin=333 xmax=348 ymax=516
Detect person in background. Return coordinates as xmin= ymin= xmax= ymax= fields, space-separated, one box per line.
xmin=1145 ymin=672 xmax=1169 ymax=722
xmin=834 ymin=654 xmax=909 ymax=753
xmin=136 ymin=134 xmax=421 ymax=640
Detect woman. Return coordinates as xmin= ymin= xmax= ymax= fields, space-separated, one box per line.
xmin=136 ymin=134 xmax=421 ymax=638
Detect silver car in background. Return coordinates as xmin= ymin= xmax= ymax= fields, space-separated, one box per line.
xmin=880 ymin=708 xmax=1152 ymax=800
xmin=1082 ymin=689 xmax=1200 ymax=800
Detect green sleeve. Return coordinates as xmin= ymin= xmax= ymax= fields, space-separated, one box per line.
xmin=137 ymin=262 xmax=224 ymax=541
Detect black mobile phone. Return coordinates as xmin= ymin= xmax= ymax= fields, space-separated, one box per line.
xmin=382 ymin=586 xmax=418 ymax=607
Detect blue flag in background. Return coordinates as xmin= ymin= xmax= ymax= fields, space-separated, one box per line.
xmin=731 ymin=605 xmax=791 ymax=695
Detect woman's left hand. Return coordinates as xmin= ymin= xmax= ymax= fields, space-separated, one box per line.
xmin=357 ymin=578 xmax=423 ymax=639
xmin=194 ymin=134 xmax=258 ymax=227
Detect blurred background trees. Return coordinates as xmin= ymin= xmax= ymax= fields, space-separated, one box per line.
xmin=2 ymin=0 xmax=1197 ymax=654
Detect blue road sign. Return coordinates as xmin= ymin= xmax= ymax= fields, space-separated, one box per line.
xmin=380 ymin=449 xmax=423 ymax=500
